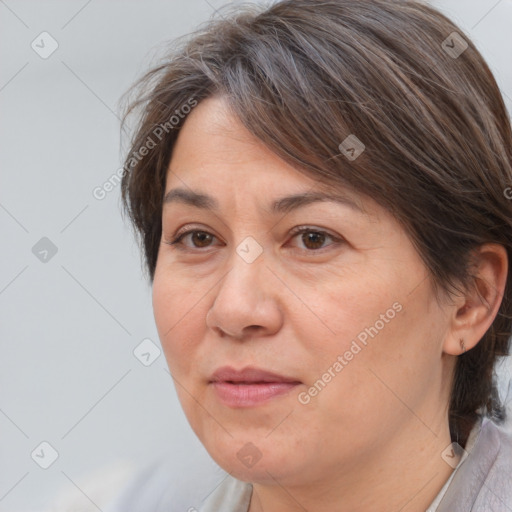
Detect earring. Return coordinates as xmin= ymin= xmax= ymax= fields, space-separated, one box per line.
xmin=460 ymin=338 xmax=467 ymax=354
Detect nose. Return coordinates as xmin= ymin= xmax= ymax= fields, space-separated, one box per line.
xmin=205 ymin=249 xmax=283 ymax=341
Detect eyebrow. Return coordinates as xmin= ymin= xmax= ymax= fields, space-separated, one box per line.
xmin=162 ymin=187 xmax=363 ymax=214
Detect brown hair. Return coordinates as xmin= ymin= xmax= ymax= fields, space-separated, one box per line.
xmin=120 ymin=0 xmax=512 ymax=448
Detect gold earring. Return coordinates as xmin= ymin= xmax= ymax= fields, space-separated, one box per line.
xmin=460 ymin=338 xmax=467 ymax=354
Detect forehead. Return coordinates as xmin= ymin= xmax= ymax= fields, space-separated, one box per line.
xmin=168 ymin=95 xmax=294 ymax=179
xmin=166 ymin=95 xmax=380 ymax=220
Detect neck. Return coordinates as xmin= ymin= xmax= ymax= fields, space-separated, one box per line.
xmin=248 ymin=416 xmax=456 ymax=512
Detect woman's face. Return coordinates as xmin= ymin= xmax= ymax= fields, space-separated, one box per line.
xmin=152 ymin=95 xmax=455 ymax=486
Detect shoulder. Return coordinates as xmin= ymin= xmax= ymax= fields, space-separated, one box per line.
xmin=198 ymin=474 xmax=252 ymax=512
xmin=102 ymin=451 xmax=230 ymax=512
xmin=437 ymin=415 xmax=512 ymax=512
xmin=103 ymin=459 xmax=251 ymax=512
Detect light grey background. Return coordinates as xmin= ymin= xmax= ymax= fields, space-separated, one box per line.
xmin=1 ymin=0 xmax=511 ymax=511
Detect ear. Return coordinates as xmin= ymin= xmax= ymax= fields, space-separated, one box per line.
xmin=443 ymin=243 xmax=508 ymax=356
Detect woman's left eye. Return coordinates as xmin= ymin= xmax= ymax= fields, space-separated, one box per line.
xmin=165 ymin=227 xmax=341 ymax=252
xmin=289 ymin=227 xmax=339 ymax=251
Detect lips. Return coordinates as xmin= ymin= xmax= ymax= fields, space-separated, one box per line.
xmin=210 ymin=366 xmax=300 ymax=384
xmin=209 ymin=366 xmax=301 ymax=407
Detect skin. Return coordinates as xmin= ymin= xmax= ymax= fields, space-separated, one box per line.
xmin=152 ymin=95 xmax=508 ymax=512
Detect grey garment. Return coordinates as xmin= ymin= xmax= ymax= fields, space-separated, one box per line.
xmin=103 ymin=450 xmax=229 ymax=512
xmin=436 ymin=415 xmax=512 ymax=512
xmin=198 ymin=475 xmax=252 ymax=512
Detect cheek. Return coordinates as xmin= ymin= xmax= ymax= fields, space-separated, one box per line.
xmin=295 ymin=258 xmax=439 ymax=404
xmin=153 ymin=276 xmax=211 ymax=431
xmin=301 ymin=261 xmax=404 ymax=355
xmin=316 ymin=246 xmax=432 ymax=341
xmin=152 ymin=269 xmax=207 ymax=375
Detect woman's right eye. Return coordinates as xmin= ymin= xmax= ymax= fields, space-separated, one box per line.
xmin=165 ymin=229 xmax=220 ymax=250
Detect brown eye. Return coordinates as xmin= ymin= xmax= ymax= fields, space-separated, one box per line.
xmin=301 ymin=231 xmax=327 ymax=250
xmin=288 ymin=227 xmax=342 ymax=253
xmin=166 ymin=229 xmax=219 ymax=250
xmin=190 ymin=231 xmax=214 ymax=247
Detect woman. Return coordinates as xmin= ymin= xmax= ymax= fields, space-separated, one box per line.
xmin=117 ymin=0 xmax=512 ymax=510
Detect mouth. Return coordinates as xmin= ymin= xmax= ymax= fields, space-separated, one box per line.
xmin=209 ymin=366 xmax=302 ymax=408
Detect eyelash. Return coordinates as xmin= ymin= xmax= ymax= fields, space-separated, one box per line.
xmin=164 ymin=226 xmax=343 ymax=253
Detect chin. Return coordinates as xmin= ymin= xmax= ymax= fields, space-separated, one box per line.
xmin=200 ymin=428 xmax=304 ymax=484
